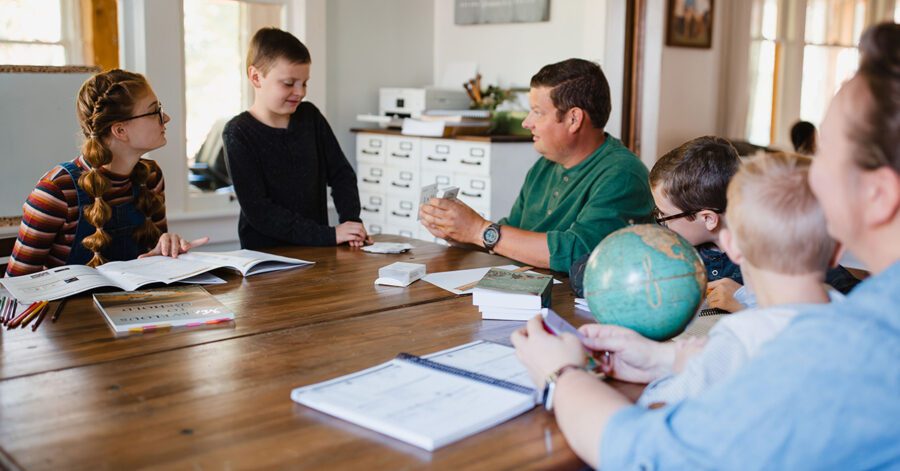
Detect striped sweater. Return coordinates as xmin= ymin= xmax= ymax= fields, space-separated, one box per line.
xmin=4 ymin=156 xmax=167 ymax=277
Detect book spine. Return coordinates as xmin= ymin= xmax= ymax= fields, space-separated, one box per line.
xmin=396 ymin=353 xmax=534 ymax=396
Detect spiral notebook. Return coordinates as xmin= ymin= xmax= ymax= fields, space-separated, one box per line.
xmin=290 ymin=341 xmax=537 ymax=451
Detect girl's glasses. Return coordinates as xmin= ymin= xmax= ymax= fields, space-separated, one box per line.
xmin=121 ymin=104 xmax=164 ymax=125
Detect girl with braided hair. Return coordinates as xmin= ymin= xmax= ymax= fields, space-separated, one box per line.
xmin=5 ymin=69 xmax=207 ymax=277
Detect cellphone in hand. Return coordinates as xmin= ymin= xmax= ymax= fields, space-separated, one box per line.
xmin=541 ymin=309 xmax=587 ymax=343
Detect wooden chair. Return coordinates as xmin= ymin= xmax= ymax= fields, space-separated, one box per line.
xmin=0 ymin=234 xmax=16 ymax=275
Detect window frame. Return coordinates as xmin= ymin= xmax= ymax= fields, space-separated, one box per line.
xmin=0 ymin=0 xmax=84 ymax=66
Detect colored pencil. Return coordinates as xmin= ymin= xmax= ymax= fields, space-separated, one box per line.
xmin=8 ymin=301 xmax=42 ymax=329
xmin=20 ymin=301 xmax=48 ymax=328
xmin=0 ymin=297 xmax=7 ymax=325
xmin=31 ymin=302 xmax=52 ymax=331
xmin=5 ymin=298 xmax=17 ymax=324
xmin=51 ymin=298 xmax=67 ymax=323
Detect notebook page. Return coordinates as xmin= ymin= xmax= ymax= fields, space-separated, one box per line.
xmin=291 ymin=357 xmax=534 ymax=451
xmin=425 ymin=341 xmax=536 ymax=391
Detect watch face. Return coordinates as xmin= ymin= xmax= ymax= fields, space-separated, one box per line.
xmin=484 ymin=227 xmax=500 ymax=245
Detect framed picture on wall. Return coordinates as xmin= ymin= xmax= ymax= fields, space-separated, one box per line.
xmin=666 ymin=0 xmax=714 ymax=48
xmin=455 ymin=0 xmax=550 ymax=25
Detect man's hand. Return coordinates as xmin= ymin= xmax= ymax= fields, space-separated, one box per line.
xmin=706 ymin=278 xmax=745 ymax=312
xmin=578 ymin=324 xmax=676 ymax=384
xmin=511 ymin=316 xmax=588 ymax=389
xmin=419 ymin=198 xmax=488 ymax=246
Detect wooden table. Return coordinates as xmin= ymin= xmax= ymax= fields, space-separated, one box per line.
xmin=0 ymin=237 xmax=642 ymax=470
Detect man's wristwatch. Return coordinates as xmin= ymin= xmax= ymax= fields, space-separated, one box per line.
xmin=541 ymin=364 xmax=584 ymax=411
xmin=482 ymin=223 xmax=501 ymax=253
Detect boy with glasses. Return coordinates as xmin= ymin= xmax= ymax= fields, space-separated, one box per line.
xmin=570 ymin=136 xmax=745 ymax=311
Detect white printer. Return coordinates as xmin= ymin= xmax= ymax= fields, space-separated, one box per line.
xmin=356 ymin=87 xmax=472 ymax=128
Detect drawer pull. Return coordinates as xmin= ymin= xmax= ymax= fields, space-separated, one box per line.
xmin=391 ymin=182 xmax=411 ymax=188
xmin=362 ymin=207 xmax=380 ymax=213
xmin=461 ymin=191 xmax=483 ymax=198
xmin=361 ymin=149 xmax=379 ymax=155
xmin=427 ymin=156 xmax=448 ymax=162
xmin=390 ymin=152 xmax=410 ymax=158
xmin=391 ymin=211 xmax=411 ymax=218
xmin=460 ymin=159 xmax=482 ymax=166
xmin=362 ymin=178 xmax=381 ymax=184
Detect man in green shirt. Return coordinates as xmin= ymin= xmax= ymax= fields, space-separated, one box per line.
xmin=419 ymin=59 xmax=654 ymax=273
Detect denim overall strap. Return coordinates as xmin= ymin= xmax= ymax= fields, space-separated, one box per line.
xmin=59 ymin=162 xmax=147 ymax=265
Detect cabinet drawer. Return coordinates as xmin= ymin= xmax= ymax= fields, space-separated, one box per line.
xmin=357 ymin=163 xmax=387 ymax=193
xmin=386 ymin=136 xmax=421 ymax=166
xmin=385 ymin=167 xmax=419 ymax=195
xmin=421 ymin=138 xmax=456 ymax=171
xmin=453 ymin=142 xmax=491 ymax=175
xmin=421 ymin=169 xmax=454 ymax=188
xmin=359 ymin=191 xmax=386 ymax=223
xmin=366 ymin=222 xmax=384 ymax=235
xmin=356 ymin=134 xmax=386 ymax=165
xmin=456 ymin=174 xmax=491 ymax=210
xmin=418 ymin=226 xmax=448 ymax=245
xmin=386 ymin=195 xmax=418 ymax=227
xmin=387 ymin=224 xmax=418 ymax=240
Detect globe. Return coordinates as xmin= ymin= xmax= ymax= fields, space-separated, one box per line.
xmin=583 ymin=224 xmax=707 ymax=341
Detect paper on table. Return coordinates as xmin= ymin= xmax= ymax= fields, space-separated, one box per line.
xmin=422 ymin=265 xmax=560 ymax=295
xmin=362 ymin=242 xmax=414 ymax=254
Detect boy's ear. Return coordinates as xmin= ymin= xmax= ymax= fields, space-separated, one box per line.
xmin=248 ymin=65 xmax=263 ymax=89
xmin=699 ymin=210 xmax=722 ymax=232
xmin=829 ymin=242 xmax=846 ymax=269
xmin=720 ymin=227 xmax=744 ymax=266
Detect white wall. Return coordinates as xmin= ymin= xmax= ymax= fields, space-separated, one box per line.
xmin=434 ymin=1 xmax=609 ymax=83
xmin=641 ymin=0 xmax=725 ymax=164
xmin=324 ymin=0 xmax=435 ymax=165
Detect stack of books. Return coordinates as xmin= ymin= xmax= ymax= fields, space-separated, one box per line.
xmin=472 ymin=267 xmax=553 ymax=321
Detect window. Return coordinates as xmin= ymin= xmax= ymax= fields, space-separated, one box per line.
xmin=182 ymin=0 xmax=285 ymax=163
xmin=746 ymin=0 xmax=779 ymax=146
xmin=0 ymin=0 xmax=82 ymax=66
xmin=744 ymin=0 xmax=896 ymax=147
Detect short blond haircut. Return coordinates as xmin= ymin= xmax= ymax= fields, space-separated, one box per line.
xmin=726 ymin=152 xmax=835 ymax=275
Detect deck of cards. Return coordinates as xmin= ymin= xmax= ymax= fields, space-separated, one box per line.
xmin=418 ymin=184 xmax=459 ymax=220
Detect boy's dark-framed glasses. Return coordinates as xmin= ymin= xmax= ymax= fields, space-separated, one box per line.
xmin=120 ymin=104 xmax=164 ymax=125
xmin=653 ymin=207 xmax=722 ymax=227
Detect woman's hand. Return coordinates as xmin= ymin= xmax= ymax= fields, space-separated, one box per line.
xmin=511 ymin=316 xmax=588 ymax=389
xmin=139 ymin=234 xmax=209 ymax=259
xmin=578 ymin=324 xmax=676 ymax=384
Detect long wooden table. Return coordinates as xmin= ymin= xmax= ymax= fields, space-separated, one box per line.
xmin=0 ymin=236 xmax=642 ymax=470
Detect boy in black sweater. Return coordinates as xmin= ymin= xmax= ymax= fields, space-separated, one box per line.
xmin=223 ymin=27 xmax=369 ymax=249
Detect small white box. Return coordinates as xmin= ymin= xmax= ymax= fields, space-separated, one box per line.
xmin=376 ymin=262 xmax=427 ymax=287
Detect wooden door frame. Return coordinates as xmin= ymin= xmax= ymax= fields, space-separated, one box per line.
xmin=621 ymin=0 xmax=646 ymax=155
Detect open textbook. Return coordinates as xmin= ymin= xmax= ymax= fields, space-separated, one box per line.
xmin=0 ymin=250 xmax=313 ymax=303
xmin=291 ymin=341 xmax=537 ymax=451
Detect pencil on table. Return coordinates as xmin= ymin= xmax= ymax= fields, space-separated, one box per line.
xmin=7 ymin=299 xmax=19 ymax=322
xmin=31 ymin=301 xmax=52 ymax=331
xmin=7 ymin=301 xmax=40 ymax=329
xmin=20 ymin=301 xmax=48 ymax=329
xmin=51 ymin=298 xmax=67 ymax=323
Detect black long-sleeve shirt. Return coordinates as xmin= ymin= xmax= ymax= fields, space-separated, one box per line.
xmin=222 ymin=103 xmax=361 ymax=249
